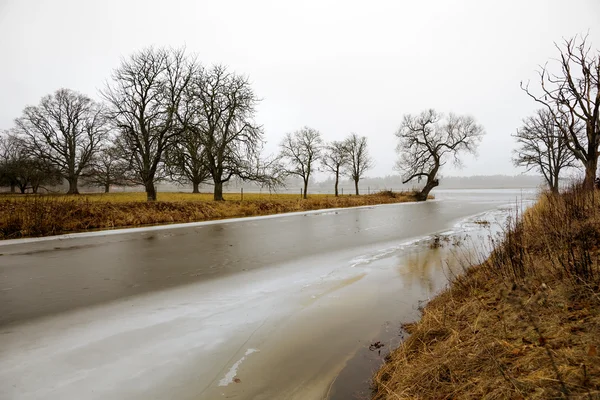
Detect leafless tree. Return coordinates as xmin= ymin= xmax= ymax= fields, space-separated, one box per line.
xmin=395 ymin=109 xmax=484 ymax=201
xmin=13 ymin=88 xmax=108 ymax=194
xmin=344 ymin=133 xmax=373 ymax=195
xmin=0 ymin=133 xmax=61 ymax=193
xmin=513 ymin=109 xmax=578 ymax=193
xmin=102 ymin=47 xmax=194 ymax=201
xmin=322 ymin=140 xmax=349 ymax=196
xmin=521 ymin=34 xmax=600 ymax=190
xmin=179 ymin=65 xmax=265 ymax=200
xmin=279 ymin=127 xmax=323 ymax=199
xmin=163 ymin=127 xmax=210 ymax=193
xmin=86 ymin=145 xmax=132 ymax=193
xmin=0 ymin=133 xmax=19 ymax=192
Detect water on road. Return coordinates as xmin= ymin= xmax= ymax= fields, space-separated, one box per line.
xmin=0 ymin=189 xmax=535 ymax=399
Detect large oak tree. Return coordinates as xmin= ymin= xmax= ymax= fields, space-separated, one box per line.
xmin=177 ymin=65 xmax=264 ymax=200
xmin=102 ymin=47 xmax=194 ymax=201
xmin=14 ymin=88 xmax=108 ymax=194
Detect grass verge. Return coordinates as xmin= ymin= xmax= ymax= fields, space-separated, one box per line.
xmin=0 ymin=190 xmax=419 ymax=239
xmin=373 ymin=185 xmax=600 ymax=399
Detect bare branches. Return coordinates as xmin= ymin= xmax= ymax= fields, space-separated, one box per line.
xmin=163 ymin=127 xmax=210 ymax=193
xmin=102 ymin=46 xmax=195 ymax=201
xmin=85 ymin=145 xmax=134 ymax=193
xmin=395 ymin=109 xmax=484 ymax=200
xmin=178 ymin=64 xmax=264 ymax=200
xmin=13 ymin=88 xmax=109 ymax=194
xmin=0 ymin=131 xmax=62 ymax=193
xmin=344 ymin=133 xmax=373 ymax=195
xmin=279 ymin=127 xmax=323 ymax=199
xmin=512 ymin=109 xmax=578 ymax=192
xmin=322 ymin=140 xmax=349 ymax=196
xmin=521 ymin=34 xmax=600 ymax=189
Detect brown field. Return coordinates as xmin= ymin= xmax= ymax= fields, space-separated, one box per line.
xmin=372 ymin=186 xmax=600 ymax=399
xmin=0 ymin=190 xmax=419 ymax=239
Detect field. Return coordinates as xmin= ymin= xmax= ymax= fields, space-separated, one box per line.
xmin=372 ymin=186 xmax=600 ymax=399
xmin=0 ymin=190 xmax=419 ymax=239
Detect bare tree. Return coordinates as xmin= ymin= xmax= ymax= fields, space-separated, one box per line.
xmin=0 ymin=133 xmax=19 ymax=192
xmin=102 ymin=47 xmax=194 ymax=201
xmin=513 ymin=109 xmax=578 ymax=193
xmin=521 ymin=34 xmax=600 ymax=190
xmin=164 ymin=127 xmax=210 ymax=193
xmin=180 ymin=65 xmax=264 ymax=200
xmin=13 ymin=88 xmax=108 ymax=194
xmin=395 ymin=109 xmax=484 ymax=201
xmin=86 ymin=145 xmax=132 ymax=193
xmin=322 ymin=140 xmax=349 ymax=196
xmin=0 ymin=133 xmax=61 ymax=193
xmin=279 ymin=127 xmax=323 ymax=199
xmin=344 ymin=133 xmax=373 ymax=195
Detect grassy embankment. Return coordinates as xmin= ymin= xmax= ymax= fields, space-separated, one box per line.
xmin=0 ymin=190 xmax=419 ymax=239
xmin=373 ymin=186 xmax=600 ymax=399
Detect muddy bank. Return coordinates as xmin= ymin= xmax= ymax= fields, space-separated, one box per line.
xmin=326 ymin=214 xmax=508 ymax=400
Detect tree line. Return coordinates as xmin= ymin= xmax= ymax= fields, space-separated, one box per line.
xmin=1 ymin=34 xmax=597 ymax=201
xmin=0 ymin=47 xmax=377 ymax=201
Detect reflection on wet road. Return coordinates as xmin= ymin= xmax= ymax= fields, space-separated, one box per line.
xmin=0 ymin=189 xmax=534 ymax=400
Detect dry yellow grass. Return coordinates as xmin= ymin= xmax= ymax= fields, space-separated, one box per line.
xmin=0 ymin=191 xmax=330 ymax=203
xmin=373 ymin=186 xmax=600 ymax=399
xmin=0 ymin=190 xmax=419 ymax=239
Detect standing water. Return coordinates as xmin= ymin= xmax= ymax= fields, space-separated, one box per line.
xmin=0 ymin=189 xmax=536 ymax=400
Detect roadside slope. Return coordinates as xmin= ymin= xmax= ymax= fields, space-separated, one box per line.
xmin=373 ymin=186 xmax=600 ymax=399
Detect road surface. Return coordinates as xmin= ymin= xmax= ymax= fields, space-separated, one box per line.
xmin=0 ymin=189 xmax=533 ymax=399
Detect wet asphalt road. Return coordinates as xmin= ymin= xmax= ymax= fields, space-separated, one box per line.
xmin=0 ymin=189 xmax=534 ymax=399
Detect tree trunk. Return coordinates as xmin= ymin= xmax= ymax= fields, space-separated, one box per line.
xmin=334 ymin=171 xmax=339 ymax=197
xmin=354 ymin=179 xmax=359 ymax=195
xmin=303 ymin=179 xmax=308 ymax=199
xmin=417 ymin=177 xmax=439 ymax=201
xmin=32 ymin=184 xmax=39 ymax=194
xmin=145 ymin=181 xmax=157 ymax=201
xmin=193 ymin=181 xmax=200 ymax=194
xmin=67 ymin=177 xmax=79 ymax=194
xmin=583 ymin=158 xmax=598 ymax=190
xmin=10 ymin=183 xmax=15 ymax=193
xmin=104 ymin=183 xmax=110 ymax=193
xmin=552 ymin=170 xmax=560 ymax=194
xmin=214 ymin=181 xmax=224 ymax=201
xmin=19 ymin=186 xmax=26 ymax=194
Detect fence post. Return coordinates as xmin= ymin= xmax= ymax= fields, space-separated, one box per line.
xmin=368 ymin=186 xmax=370 ymax=195
xmin=241 ymin=187 xmax=243 ymax=201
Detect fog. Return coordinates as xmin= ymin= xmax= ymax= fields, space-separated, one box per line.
xmin=1 ymin=0 xmax=598 ymax=178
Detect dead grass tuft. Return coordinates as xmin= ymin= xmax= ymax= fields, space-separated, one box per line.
xmin=372 ymin=184 xmax=600 ymax=399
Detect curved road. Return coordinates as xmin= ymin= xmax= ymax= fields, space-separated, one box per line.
xmin=0 ymin=189 xmax=532 ymax=399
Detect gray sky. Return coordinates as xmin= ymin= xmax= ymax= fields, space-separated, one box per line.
xmin=1 ymin=0 xmax=599 ymax=178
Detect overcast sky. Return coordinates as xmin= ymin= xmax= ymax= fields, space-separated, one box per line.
xmin=0 ymin=0 xmax=598 ymax=178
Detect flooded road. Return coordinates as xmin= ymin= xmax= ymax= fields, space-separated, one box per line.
xmin=0 ymin=189 xmax=535 ymax=399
